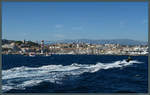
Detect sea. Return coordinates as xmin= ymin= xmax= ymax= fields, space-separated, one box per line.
xmin=2 ymin=54 xmax=148 ymax=93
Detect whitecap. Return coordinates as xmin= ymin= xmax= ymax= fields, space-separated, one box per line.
xmin=2 ymin=60 xmax=142 ymax=92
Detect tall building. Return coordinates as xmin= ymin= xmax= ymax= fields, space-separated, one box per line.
xmin=22 ymin=39 xmax=26 ymax=44
xmin=41 ymin=40 xmax=44 ymax=54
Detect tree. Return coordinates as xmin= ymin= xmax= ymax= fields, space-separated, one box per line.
xmin=15 ymin=41 xmax=23 ymax=45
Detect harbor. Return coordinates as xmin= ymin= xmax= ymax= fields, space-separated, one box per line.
xmin=2 ymin=39 xmax=149 ymax=56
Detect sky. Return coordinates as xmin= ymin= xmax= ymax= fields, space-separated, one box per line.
xmin=2 ymin=2 xmax=148 ymax=41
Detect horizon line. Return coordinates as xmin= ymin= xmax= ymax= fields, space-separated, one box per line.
xmin=2 ymin=38 xmax=148 ymax=42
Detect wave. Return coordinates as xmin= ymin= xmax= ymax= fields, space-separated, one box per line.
xmin=2 ymin=60 xmax=142 ymax=92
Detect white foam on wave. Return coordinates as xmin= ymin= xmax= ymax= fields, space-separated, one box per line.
xmin=2 ymin=60 xmax=142 ymax=92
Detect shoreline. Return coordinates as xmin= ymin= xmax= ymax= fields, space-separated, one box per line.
xmin=2 ymin=53 xmax=148 ymax=56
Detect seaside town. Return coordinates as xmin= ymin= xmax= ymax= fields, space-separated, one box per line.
xmin=2 ymin=39 xmax=149 ymax=56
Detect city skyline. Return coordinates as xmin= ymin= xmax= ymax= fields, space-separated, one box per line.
xmin=2 ymin=2 xmax=148 ymax=41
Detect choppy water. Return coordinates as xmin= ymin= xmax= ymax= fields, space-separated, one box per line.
xmin=2 ymin=55 xmax=148 ymax=93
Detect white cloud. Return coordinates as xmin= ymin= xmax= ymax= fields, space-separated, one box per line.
xmin=72 ymin=26 xmax=83 ymax=30
xmin=55 ymin=24 xmax=64 ymax=29
xmin=119 ymin=21 xmax=126 ymax=28
xmin=54 ymin=34 xmax=65 ymax=38
xmin=142 ymin=19 xmax=148 ymax=24
xmin=23 ymin=33 xmax=28 ymax=36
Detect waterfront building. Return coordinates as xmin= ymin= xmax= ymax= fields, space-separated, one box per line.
xmin=41 ymin=40 xmax=44 ymax=54
xmin=22 ymin=39 xmax=26 ymax=44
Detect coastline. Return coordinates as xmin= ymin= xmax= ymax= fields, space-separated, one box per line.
xmin=2 ymin=53 xmax=148 ymax=56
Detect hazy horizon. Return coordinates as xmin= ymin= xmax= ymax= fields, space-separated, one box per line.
xmin=2 ymin=38 xmax=148 ymax=42
xmin=2 ymin=2 xmax=148 ymax=42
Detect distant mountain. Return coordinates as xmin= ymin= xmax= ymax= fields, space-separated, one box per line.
xmin=2 ymin=39 xmax=147 ymax=46
xmin=44 ymin=39 xmax=147 ymax=45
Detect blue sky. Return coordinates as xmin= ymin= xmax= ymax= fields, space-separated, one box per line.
xmin=2 ymin=2 xmax=148 ymax=41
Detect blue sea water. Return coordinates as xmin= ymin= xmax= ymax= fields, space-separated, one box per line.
xmin=2 ymin=54 xmax=148 ymax=93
